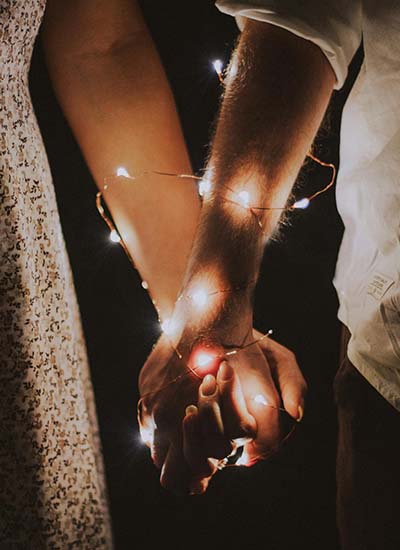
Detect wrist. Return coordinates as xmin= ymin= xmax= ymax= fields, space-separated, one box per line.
xmin=179 ymin=273 xmax=253 ymax=326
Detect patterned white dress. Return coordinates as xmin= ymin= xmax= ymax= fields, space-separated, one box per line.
xmin=0 ymin=1 xmax=113 ymax=547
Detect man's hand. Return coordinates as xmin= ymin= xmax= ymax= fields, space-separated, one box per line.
xmin=182 ymin=332 xmax=306 ymax=494
xmin=138 ymin=327 xmax=306 ymax=495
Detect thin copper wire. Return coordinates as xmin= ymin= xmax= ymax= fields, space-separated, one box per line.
xmin=136 ymin=326 xmax=301 ymax=467
xmin=303 ymin=152 xmax=336 ymax=202
xmin=94 ymin=61 xmax=337 ymax=471
xmin=97 ymin=159 xmax=334 ymax=462
xmin=138 ymin=328 xmax=274 ymax=404
xmin=96 ymin=151 xmax=336 ymax=272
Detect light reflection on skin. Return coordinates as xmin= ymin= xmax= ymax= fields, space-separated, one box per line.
xmin=190 ymin=286 xmax=209 ymax=310
xmin=198 ymin=177 xmax=212 ymax=197
xmin=237 ymin=190 xmax=250 ymax=208
xmin=183 ymin=275 xmax=226 ymax=320
xmin=139 ymin=421 xmax=155 ymax=448
xmin=189 ymin=345 xmax=223 ymax=378
xmin=219 ymin=177 xmax=263 ymax=224
xmin=253 ymin=394 xmax=268 ymax=406
xmin=116 ymin=166 xmax=130 ymax=178
xmin=160 ymin=316 xmax=181 ymax=339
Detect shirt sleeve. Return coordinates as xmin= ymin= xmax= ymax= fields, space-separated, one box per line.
xmin=215 ymin=0 xmax=362 ymax=89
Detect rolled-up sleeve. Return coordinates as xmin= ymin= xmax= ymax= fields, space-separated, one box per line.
xmin=216 ymin=0 xmax=362 ymax=89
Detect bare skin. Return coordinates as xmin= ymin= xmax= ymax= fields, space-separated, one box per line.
xmin=42 ymin=0 xmax=200 ymax=320
xmin=43 ymin=2 xmax=315 ymax=495
xmin=139 ymin=20 xmax=334 ymax=494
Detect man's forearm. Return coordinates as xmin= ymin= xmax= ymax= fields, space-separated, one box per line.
xmin=179 ymin=20 xmax=335 ymax=341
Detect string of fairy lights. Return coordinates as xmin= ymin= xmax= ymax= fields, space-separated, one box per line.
xmin=96 ymin=59 xmax=337 ymax=467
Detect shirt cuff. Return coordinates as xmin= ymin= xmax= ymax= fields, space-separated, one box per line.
xmin=215 ymin=1 xmax=362 ymax=89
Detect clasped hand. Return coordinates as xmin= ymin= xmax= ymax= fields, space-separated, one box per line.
xmin=138 ymin=322 xmax=306 ymax=495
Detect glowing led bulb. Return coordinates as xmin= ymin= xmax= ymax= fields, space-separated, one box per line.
xmin=109 ymin=229 xmax=121 ymax=243
xmin=160 ymin=317 xmax=179 ymax=338
xmin=236 ymin=450 xmax=250 ymax=467
xmin=254 ymin=394 xmax=268 ymax=406
xmin=191 ymin=287 xmax=208 ymax=309
xmin=190 ymin=346 xmax=221 ymax=376
xmin=293 ymin=197 xmax=310 ymax=210
xmin=160 ymin=318 xmax=171 ymax=333
xmin=237 ymin=190 xmax=250 ymax=208
xmin=116 ymin=166 xmax=130 ymax=178
xmin=212 ymin=59 xmax=223 ymax=76
xmin=198 ymin=178 xmax=212 ymax=197
xmin=195 ymin=351 xmax=214 ymax=369
xmin=139 ymin=427 xmax=153 ymax=447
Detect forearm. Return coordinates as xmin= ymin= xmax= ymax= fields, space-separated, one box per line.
xmin=179 ymin=21 xmax=335 ymax=341
xmin=42 ymin=0 xmax=200 ymax=320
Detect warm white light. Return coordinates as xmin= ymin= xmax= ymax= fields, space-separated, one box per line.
xmin=195 ymin=351 xmax=214 ymax=368
xmin=198 ymin=178 xmax=212 ymax=197
xmin=116 ymin=166 xmax=130 ymax=178
xmin=293 ymin=197 xmax=310 ymax=210
xmin=141 ymin=280 xmax=149 ymax=290
xmin=110 ymin=229 xmax=121 ymax=243
xmin=160 ymin=317 xmax=179 ymax=338
xmin=237 ymin=190 xmax=250 ymax=208
xmin=254 ymin=394 xmax=268 ymax=406
xmin=236 ymin=449 xmax=250 ymax=467
xmin=140 ymin=427 xmax=154 ymax=447
xmin=160 ymin=318 xmax=170 ymax=333
xmin=212 ymin=59 xmax=223 ymax=75
xmin=191 ymin=288 xmax=208 ymax=309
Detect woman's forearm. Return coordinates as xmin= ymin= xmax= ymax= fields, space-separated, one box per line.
xmin=42 ymin=0 xmax=200 ymax=320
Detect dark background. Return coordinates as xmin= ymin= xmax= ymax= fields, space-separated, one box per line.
xmin=29 ymin=2 xmax=362 ymax=549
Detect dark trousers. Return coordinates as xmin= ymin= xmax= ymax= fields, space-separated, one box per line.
xmin=334 ymin=328 xmax=400 ymax=550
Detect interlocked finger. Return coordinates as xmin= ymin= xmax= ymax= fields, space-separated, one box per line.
xmin=197 ymin=374 xmax=234 ymax=459
xmin=217 ymin=361 xmax=257 ymax=443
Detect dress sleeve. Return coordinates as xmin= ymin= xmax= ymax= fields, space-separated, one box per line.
xmin=215 ymin=0 xmax=362 ymax=89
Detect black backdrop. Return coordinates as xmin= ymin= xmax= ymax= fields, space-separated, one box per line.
xmin=29 ymin=2 xmax=361 ymax=549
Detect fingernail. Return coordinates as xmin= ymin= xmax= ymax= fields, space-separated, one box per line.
xmin=296 ymin=404 xmax=304 ymax=423
xmin=201 ymin=374 xmax=216 ymax=396
xmin=219 ymin=361 xmax=233 ymax=381
xmin=185 ymin=405 xmax=197 ymax=417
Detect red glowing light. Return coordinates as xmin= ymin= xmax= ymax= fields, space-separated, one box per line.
xmin=189 ymin=345 xmax=223 ymax=377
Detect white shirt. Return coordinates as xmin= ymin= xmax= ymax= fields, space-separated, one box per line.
xmin=216 ymin=0 xmax=400 ymax=410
